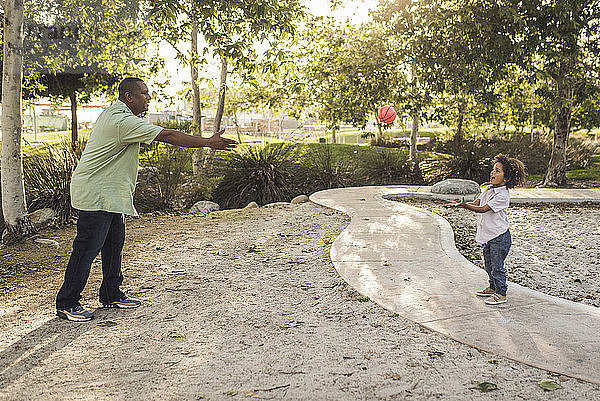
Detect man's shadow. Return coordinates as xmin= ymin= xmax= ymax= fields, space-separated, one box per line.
xmin=0 ymin=310 xmax=103 ymax=390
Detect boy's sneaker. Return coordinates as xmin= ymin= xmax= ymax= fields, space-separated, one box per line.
xmin=56 ymin=306 xmax=94 ymax=322
xmin=475 ymin=287 xmax=495 ymax=297
xmin=102 ymin=296 xmax=141 ymax=309
xmin=485 ymin=294 xmax=507 ymax=305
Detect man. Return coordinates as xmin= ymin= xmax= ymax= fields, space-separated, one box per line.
xmin=56 ymin=77 xmax=237 ymax=322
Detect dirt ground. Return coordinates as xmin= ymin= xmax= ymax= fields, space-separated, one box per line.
xmin=1 ymin=202 xmax=599 ymax=400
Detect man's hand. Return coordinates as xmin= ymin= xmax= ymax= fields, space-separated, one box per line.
xmin=207 ymin=129 xmax=238 ymax=150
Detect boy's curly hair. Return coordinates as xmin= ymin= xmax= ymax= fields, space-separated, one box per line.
xmin=494 ymin=153 xmax=526 ymax=188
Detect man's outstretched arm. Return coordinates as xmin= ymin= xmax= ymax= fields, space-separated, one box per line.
xmin=154 ymin=128 xmax=238 ymax=150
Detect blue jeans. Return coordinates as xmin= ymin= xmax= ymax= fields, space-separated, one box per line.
xmin=56 ymin=210 xmax=126 ymax=309
xmin=482 ymin=229 xmax=511 ymax=296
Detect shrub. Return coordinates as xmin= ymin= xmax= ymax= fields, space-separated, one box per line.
xmin=23 ymin=140 xmax=81 ymax=224
xmin=354 ymin=148 xmax=415 ymax=185
xmin=211 ymin=143 xmax=299 ymax=209
xmin=301 ymin=144 xmax=353 ymax=191
xmin=566 ymin=138 xmax=594 ymax=170
xmin=136 ymin=143 xmax=205 ymax=212
xmin=440 ymin=139 xmax=493 ymax=184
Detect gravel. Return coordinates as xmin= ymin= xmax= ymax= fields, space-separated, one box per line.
xmin=397 ymin=199 xmax=600 ymax=307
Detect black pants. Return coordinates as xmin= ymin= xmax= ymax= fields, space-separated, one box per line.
xmin=56 ymin=210 xmax=126 ymax=309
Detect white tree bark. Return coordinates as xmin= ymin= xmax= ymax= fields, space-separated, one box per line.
xmin=190 ymin=22 xmax=204 ymax=175
xmin=1 ymin=0 xmax=36 ymax=241
xmin=203 ymin=56 xmax=227 ymax=173
xmin=410 ymin=112 xmax=419 ymax=161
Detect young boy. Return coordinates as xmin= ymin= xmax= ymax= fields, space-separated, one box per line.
xmin=446 ymin=154 xmax=526 ymax=305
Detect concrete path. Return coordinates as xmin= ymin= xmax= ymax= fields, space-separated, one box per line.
xmin=310 ymin=186 xmax=600 ymax=385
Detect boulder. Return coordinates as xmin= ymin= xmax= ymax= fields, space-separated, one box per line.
xmin=189 ymin=200 xmax=220 ymax=214
xmin=28 ymin=208 xmax=56 ymax=227
xmin=291 ymin=195 xmax=309 ymax=205
xmin=430 ymin=179 xmax=481 ymax=195
xmin=244 ymin=202 xmax=259 ymax=209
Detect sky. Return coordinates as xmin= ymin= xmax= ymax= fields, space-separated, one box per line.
xmin=148 ymin=0 xmax=379 ymax=113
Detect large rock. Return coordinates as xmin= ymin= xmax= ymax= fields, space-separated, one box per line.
xmin=430 ymin=179 xmax=481 ymax=195
xmin=189 ymin=200 xmax=220 ymax=214
xmin=28 ymin=208 xmax=56 ymax=227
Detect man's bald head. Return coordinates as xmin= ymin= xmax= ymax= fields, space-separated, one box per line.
xmin=118 ymin=77 xmax=150 ymax=116
xmin=118 ymin=77 xmax=144 ymax=100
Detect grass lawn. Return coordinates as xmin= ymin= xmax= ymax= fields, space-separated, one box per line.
xmin=528 ymin=154 xmax=600 ymax=185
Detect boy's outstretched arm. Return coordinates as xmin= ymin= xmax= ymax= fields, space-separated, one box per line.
xmin=445 ymin=197 xmax=490 ymax=213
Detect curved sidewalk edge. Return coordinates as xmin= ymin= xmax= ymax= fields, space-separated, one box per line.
xmin=310 ymin=186 xmax=600 ymax=385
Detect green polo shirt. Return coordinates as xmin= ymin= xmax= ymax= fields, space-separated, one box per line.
xmin=70 ymin=100 xmax=163 ymax=216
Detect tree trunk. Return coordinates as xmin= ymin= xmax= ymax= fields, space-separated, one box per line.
xmin=331 ymin=127 xmax=336 ymax=144
xmin=410 ymin=112 xmax=419 ymax=161
xmin=1 ymin=0 xmax=36 ymax=242
xmin=455 ymin=102 xmax=464 ymax=142
xmin=530 ymin=83 xmax=535 ymax=142
xmin=375 ymin=110 xmax=383 ymax=143
xmin=203 ymin=57 xmax=227 ymax=173
xmin=543 ymin=61 xmax=573 ymax=187
xmin=190 ymin=22 xmax=204 ymax=174
xmin=70 ymin=92 xmax=78 ymax=148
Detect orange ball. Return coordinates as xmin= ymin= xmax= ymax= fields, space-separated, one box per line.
xmin=378 ymin=105 xmax=397 ymax=124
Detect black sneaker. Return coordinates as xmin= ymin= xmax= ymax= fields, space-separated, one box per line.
xmin=56 ymin=306 xmax=94 ymax=322
xmin=102 ymin=296 xmax=141 ymax=309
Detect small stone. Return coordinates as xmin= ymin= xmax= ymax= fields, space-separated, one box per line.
xmin=189 ymin=201 xmax=220 ymax=214
xmin=244 ymin=202 xmax=259 ymax=209
xmin=263 ymin=202 xmax=291 ymax=208
xmin=28 ymin=208 xmax=56 ymax=227
xmin=291 ymin=195 xmax=309 ymax=204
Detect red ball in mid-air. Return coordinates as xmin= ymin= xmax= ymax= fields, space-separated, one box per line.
xmin=378 ymin=105 xmax=397 ymax=124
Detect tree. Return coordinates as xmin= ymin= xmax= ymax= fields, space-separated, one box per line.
xmin=2 ymin=0 xmax=36 ymax=240
xmin=34 ymin=73 xmax=119 ymax=146
xmin=149 ymin=0 xmax=304 ymax=172
xmin=518 ymin=0 xmax=600 ymax=186
xmin=300 ymin=17 xmax=404 ymax=142
xmin=380 ymin=0 xmax=519 ymax=141
xmin=21 ymin=0 xmax=160 ymax=146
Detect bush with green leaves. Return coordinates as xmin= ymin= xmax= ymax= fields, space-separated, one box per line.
xmin=353 ymin=147 xmax=416 ymax=185
xmin=301 ymin=144 xmax=353 ymax=191
xmin=136 ymin=142 xmax=217 ymax=212
xmin=212 ymin=143 xmax=301 ymax=209
xmin=23 ymin=140 xmax=81 ymax=224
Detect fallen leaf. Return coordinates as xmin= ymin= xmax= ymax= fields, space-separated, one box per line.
xmin=538 ymin=379 xmax=563 ymax=391
xmin=387 ymin=373 xmax=402 ymax=380
xmin=470 ymin=382 xmax=498 ymax=393
xmin=98 ymin=321 xmax=118 ymax=327
xmin=281 ymin=310 xmax=295 ymax=315
xmin=168 ymin=331 xmax=185 ymax=338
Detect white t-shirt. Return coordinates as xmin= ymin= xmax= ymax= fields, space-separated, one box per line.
xmin=475 ymin=185 xmax=510 ymax=243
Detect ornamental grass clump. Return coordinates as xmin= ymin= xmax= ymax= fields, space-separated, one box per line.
xmin=212 ymin=143 xmax=299 ymax=209
xmin=302 ymin=144 xmax=352 ymax=191
xmin=23 ymin=140 xmax=82 ymax=225
xmin=354 ymin=147 xmax=412 ymax=185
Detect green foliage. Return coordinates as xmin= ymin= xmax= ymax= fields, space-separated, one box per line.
xmin=155 ymin=119 xmax=194 ymax=132
xmin=299 ymin=18 xmax=404 ymax=131
xmin=354 ymin=148 xmax=414 ymax=185
xmin=212 ymin=143 xmax=299 ymax=209
xmin=23 ymin=140 xmax=81 ymax=224
xmin=301 ymin=144 xmax=353 ymax=191
xmin=136 ymin=143 xmax=217 ymax=212
xmin=439 ymin=140 xmax=493 ymax=184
